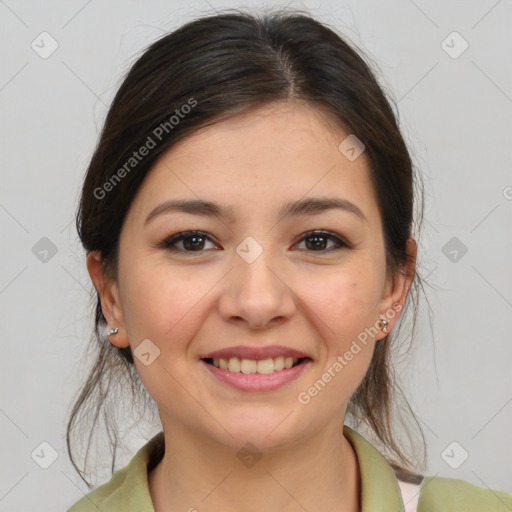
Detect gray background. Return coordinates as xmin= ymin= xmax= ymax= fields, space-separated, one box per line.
xmin=1 ymin=0 xmax=511 ymax=510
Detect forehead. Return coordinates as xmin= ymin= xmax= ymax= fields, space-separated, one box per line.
xmin=130 ymin=101 xmax=379 ymax=226
xmin=167 ymin=101 xmax=350 ymax=161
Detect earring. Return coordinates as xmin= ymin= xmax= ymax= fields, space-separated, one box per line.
xmin=379 ymin=319 xmax=389 ymax=333
xmin=108 ymin=327 xmax=119 ymax=336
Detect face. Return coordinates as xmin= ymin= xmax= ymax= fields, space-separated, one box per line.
xmin=88 ymin=101 xmax=415 ymax=452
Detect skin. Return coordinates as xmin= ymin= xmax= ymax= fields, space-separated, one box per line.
xmin=87 ymin=101 xmax=417 ymax=512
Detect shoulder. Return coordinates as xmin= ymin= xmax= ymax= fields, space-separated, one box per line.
xmin=66 ymin=466 xmax=132 ymax=512
xmin=66 ymin=432 xmax=164 ymax=512
xmin=418 ymin=475 xmax=512 ymax=511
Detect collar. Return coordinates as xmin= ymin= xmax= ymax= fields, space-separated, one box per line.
xmin=343 ymin=425 xmax=405 ymax=511
xmin=115 ymin=425 xmax=405 ymax=512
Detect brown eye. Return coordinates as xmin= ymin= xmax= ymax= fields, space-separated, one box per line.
xmin=156 ymin=229 xmax=350 ymax=255
xmin=158 ymin=231 xmax=218 ymax=253
xmin=295 ymin=231 xmax=349 ymax=252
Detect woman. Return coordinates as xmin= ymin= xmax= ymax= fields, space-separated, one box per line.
xmin=66 ymin=9 xmax=512 ymax=512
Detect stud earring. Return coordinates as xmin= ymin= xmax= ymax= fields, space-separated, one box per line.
xmin=379 ymin=319 xmax=389 ymax=333
xmin=108 ymin=327 xmax=119 ymax=336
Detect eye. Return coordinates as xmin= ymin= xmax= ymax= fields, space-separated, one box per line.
xmin=294 ymin=230 xmax=350 ymax=252
xmin=156 ymin=229 xmax=350 ymax=255
xmin=156 ymin=230 xmax=218 ymax=254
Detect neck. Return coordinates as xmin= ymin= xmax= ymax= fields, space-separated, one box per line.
xmin=148 ymin=415 xmax=361 ymax=512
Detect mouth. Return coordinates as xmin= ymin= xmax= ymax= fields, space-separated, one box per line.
xmin=201 ymin=356 xmax=311 ymax=375
xmin=200 ymin=355 xmax=312 ymax=392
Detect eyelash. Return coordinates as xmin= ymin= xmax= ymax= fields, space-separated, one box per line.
xmin=156 ymin=230 xmax=351 ymax=255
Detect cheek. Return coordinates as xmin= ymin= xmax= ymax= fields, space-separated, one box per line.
xmin=120 ymin=262 xmax=217 ymax=356
xmin=119 ymin=264 xmax=209 ymax=402
xmin=295 ymin=274 xmax=379 ymax=410
xmin=304 ymin=270 xmax=380 ymax=343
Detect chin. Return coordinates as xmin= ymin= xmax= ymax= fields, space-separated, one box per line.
xmin=209 ymin=410 xmax=308 ymax=452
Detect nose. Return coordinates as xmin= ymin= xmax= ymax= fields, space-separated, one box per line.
xmin=218 ymin=248 xmax=297 ymax=330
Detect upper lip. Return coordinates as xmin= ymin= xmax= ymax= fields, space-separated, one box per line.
xmin=200 ymin=345 xmax=312 ymax=361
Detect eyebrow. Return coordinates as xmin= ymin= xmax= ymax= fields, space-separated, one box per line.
xmin=144 ymin=196 xmax=368 ymax=225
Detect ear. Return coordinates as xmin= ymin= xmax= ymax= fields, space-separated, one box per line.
xmin=375 ymin=238 xmax=417 ymax=340
xmin=86 ymin=251 xmax=130 ymax=348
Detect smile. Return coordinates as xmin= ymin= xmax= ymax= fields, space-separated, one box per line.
xmin=203 ymin=356 xmax=305 ymax=374
xmin=200 ymin=357 xmax=311 ymax=392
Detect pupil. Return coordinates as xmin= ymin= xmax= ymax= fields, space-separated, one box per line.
xmin=184 ymin=236 xmax=203 ymax=251
xmin=306 ymin=236 xmax=326 ymax=250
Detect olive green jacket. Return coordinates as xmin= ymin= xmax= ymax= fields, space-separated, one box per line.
xmin=67 ymin=425 xmax=512 ymax=511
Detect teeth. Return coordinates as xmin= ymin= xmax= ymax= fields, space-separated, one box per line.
xmin=210 ymin=356 xmax=300 ymax=374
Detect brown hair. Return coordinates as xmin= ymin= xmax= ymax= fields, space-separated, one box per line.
xmin=68 ymin=7 xmax=429 ymax=488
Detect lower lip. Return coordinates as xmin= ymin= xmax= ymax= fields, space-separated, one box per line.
xmin=201 ymin=359 xmax=311 ymax=391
